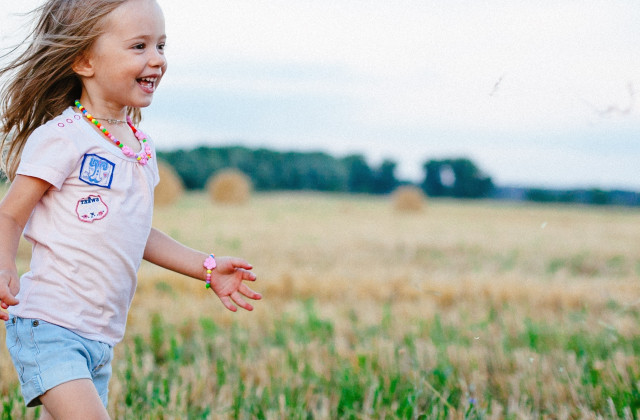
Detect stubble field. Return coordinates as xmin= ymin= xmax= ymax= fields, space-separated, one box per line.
xmin=1 ymin=190 xmax=639 ymax=419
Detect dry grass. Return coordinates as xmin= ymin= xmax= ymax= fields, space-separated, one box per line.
xmin=134 ymin=194 xmax=639 ymax=417
xmin=206 ymin=169 xmax=252 ymax=205
xmin=128 ymin=192 xmax=640 ymax=340
xmin=2 ymin=190 xmax=640 ymax=418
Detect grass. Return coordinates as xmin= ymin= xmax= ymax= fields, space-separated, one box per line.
xmin=1 ymin=190 xmax=639 ymax=419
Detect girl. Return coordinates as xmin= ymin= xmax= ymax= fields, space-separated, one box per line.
xmin=0 ymin=0 xmax=262 ymax=418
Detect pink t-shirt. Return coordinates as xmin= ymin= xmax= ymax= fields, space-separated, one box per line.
xmin=10 ymin=107 xmax=159 ymax=345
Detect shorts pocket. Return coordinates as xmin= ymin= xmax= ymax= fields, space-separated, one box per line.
xmin=4 ymin=317 xmax=18 ymax=351
xmin=28 ymin=319 xmax=61 ymax=356
xmin=4 ymin=317 xmax=25 ymax=382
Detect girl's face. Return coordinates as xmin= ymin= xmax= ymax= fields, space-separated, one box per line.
xmin=77 ymin=0 xmax=167 ymax=111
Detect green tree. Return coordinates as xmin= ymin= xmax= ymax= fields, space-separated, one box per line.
xmin=343 ymin=154 xmax=375 ymax=193
xmin=372 ymin=159 xmax=399 ymax=194
xmin=422 ymin=160 xmax=446 ymax=197
xmin=421 ymin=158 xmax=493 ymax=198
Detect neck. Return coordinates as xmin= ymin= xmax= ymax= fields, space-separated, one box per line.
xmin=75 ymin=96 xmax=127 ymax=122
xmin=95 ymin=116 xmax=128 ymax=125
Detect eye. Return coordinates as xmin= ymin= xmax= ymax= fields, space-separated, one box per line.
xmin=157 ymin=42 xmax=166 ymax=52
xmin=133 ymin=43 xmax=146 ymax=50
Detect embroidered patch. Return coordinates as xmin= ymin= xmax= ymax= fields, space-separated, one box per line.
xmin=79 ymin=154 xmax=115 ymax=189
xmin=76 ymin=195 xmax=109 ymax=223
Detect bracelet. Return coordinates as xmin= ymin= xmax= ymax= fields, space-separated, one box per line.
xmin=203 ymin=254 xmax=216 ymax=289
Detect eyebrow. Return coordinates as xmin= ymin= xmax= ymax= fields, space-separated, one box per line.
xmin=123 ymin=34 xmax=167 ymax=43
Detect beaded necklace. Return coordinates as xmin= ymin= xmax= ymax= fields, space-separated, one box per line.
xmin=94 ymin=117 xmax=127 ymax=125
xmin=75 ymin=100 xmax=153 ymax=165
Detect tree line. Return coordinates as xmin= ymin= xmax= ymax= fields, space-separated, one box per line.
xmin=152 ymin=145 xmax=638 ymax=206
xmin=157 ymin=146 xmax=401 ymax=194
xmin=157 ymin=146 xmax=494 ymax=197
xmin=0 ymin=145 xmax=635 ymax=205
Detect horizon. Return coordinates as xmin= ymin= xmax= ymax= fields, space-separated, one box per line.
xmin=157 ymin=143 xmax=640 ymax=194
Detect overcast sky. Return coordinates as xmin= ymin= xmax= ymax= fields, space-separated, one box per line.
xmin=2 ymin=1 xmax=639 ymax=189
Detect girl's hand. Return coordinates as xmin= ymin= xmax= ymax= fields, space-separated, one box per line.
xmin=0 ymin=268 xmax=19 ymax=321
xmin=210 ymin=257 xmax=261 ymax=312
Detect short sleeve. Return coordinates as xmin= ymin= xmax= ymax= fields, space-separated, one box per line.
xmin=149 ymin=138 xmax=160 ymax=188
xmin=16 ymin=126 xmax=81 ymax=190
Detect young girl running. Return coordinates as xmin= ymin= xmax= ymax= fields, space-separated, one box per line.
xmin=0 ymin=0 xmax=262 ymax=418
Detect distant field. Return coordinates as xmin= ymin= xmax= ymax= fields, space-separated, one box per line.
xmin=1 ymin=190 xmax=639 ymax=419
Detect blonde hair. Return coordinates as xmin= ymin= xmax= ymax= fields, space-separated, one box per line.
xmin=0 ymin=0 xmax=142 ymax=181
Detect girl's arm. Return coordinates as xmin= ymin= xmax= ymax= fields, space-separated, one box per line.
xmin=143 ymin=228 xmax=261 ymax=312
xmin=0 ymin=175 xmax=51 ymax=320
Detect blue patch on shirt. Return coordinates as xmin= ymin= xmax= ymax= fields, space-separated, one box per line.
xmin=79 ymin=154 xmax=115 ymax=189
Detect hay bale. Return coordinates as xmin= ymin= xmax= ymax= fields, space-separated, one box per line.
xmin=392 ymin=185 xmax=426 ymax=212
xmin=207 ymin=169 xmax=252 ymax=205
xmin=155 ymin=161 xmax=183 ymax=206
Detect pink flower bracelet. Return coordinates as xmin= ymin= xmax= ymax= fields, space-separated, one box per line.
xmin=203 ymin=253 xmax=216 ymax=289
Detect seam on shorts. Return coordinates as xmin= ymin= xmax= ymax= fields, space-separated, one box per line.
xmin=29 ymin=319 xmax=43 ymax=376
xmin=11 ymin=319 xmax=26 ymax=382
xmin=92 ymin=342 xmax=112 ymax=374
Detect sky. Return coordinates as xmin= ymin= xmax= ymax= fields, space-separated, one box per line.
xmin=1 ymin=1 xmax=639 ymax=189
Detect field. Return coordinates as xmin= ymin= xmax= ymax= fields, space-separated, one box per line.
xmin=1 ymin=190 xmax=639 ymax=419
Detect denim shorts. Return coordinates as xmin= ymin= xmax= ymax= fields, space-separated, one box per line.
xmin=4 ymin=316 xmax=113 ymax=408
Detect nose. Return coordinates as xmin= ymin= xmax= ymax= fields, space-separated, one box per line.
xmin=149 ymin=48 xmax=167 ymax=69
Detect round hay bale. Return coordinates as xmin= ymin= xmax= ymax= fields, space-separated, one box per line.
xmin=207 ymin=169 xmax=252 ymax=205
xmin=155 ymin=161 xmax=183 ymax=207
xmin=392 ymin=185 xmax=426 ymax=212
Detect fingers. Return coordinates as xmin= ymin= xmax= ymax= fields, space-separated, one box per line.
xmin=0 ymin=285 xmax=19 ymax=308
xmin=218 ymin=285 xmax=261 ymax=312
xmin=228 ymin=257 xmax=253 ymax=271
xmin=238 ymin=283 xmax=262 ymax=301
xmin=0 ymin=301 xmax=9 ymax=321
xmin=232 ymin=291 xmax=254 ymax=311
xmin=220 ymin=290 xmax=258 ymax=312
xmin=0 ymin=295 xmax=19 ymax=307
xmin=219 ymin=296 xmax=238 ymax=312
xmin=232 ymin=266 xmax=256 ymax=282
xmin=0 ymin=289 xmax=18 ymax=321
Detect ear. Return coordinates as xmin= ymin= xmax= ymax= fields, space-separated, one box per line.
xmin=72 ymin=52 xmax=94 ymax=77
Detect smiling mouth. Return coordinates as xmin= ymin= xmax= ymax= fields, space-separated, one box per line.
xmin=137 ymin=77 xmax=158 ymax=93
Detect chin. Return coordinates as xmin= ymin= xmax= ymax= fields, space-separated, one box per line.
xmin=131 ymin=97 xmax=154 ymax=108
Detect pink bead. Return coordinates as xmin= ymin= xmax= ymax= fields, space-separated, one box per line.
xmin=203 ymin=255 xmax=216 ymax=270
xmin=75 ymin=100 xmax=152 ymax=166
